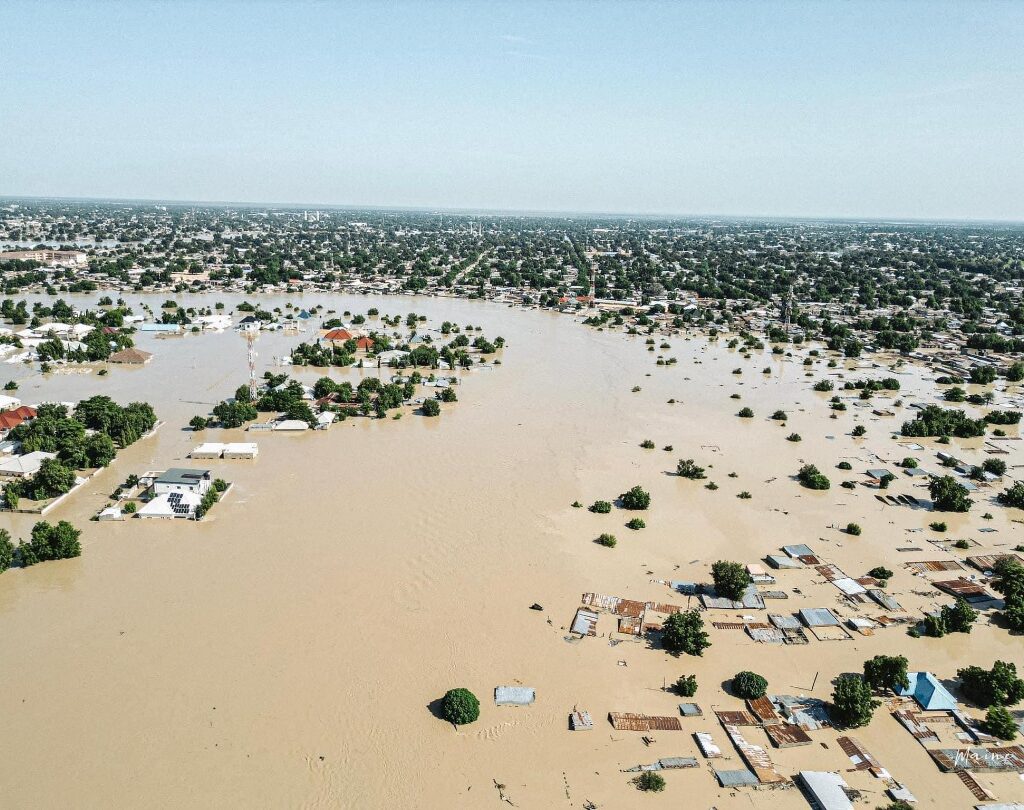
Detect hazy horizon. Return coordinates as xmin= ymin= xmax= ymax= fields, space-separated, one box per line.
xmin=2 ymin=0 xmax=1022 ymax=221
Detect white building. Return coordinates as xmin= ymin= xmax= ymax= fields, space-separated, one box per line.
xmin=153 ymin=468 xmax=212 ymax=496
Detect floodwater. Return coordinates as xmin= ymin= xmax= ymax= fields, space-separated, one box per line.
xmin=0 ymin=292 xmax=1021 ymax=808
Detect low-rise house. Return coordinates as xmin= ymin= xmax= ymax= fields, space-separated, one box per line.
xmin=0 ymin=450 xmax=58 ymax=479
xmin=108 ymin=348 xmax=153 ymax=364
xmin=153 ymin=468 xmax=212 ymax=496
xmin=0 ymin=405 xmax=37 ymax=435
xmin=897 ymin=672 xmax=958 ymax=711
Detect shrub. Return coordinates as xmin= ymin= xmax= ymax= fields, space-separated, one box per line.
xmin=674 ymin=674 xmax=697 ymax=697
xmin=813 ymin=379 xmax=834 ymax=391
xmin=901 ymin=457 xmax=918 ymax=468
xmin=983 ymin=458 xmax=1007 ymax=477
xmin=440 ymin=688 xmax=480 ymax=724
xmin=787 ymin=433 xmax=801 ymax=442
xmin=625 ymin=518 xmax=645 ymax=530
xmin=634 ymin=771 xmax=665 ymax=792
xmin=620 ymin=485 xmax=651 ymax=510
xmin=797 ymin=464 xmax=831 ymax=490
xmin=738 ymin=407 xmax=754 ymax=418
xmin=597 ymin=533 xmax=617 ymax=547
xmin=712 ymin=560 xmax=752 ymax=601
xmin=661 ymin=610 xmax=710 ymax=656
xmin=841 ymin=480 xmax=856 ymax=489
xmin=640 ymin=439 xmax=655 ymax=449
xmin=983 ymin=705 xmax=1019 ymax=740
xmin=589 ymin=500 xmax=611 ymax=514
xmin=868 ymin=566 xmax=893 ymax=580
xmin=954 ymin=538 xmax=970 ymax=549
xmin=123 ymin=501 xmax=137 ymax=514
xmin=852 ymin=425 xmax=867 ymax=437
xmin=998 ymin=482 xmax=1024 ymax=509
xmin=930 ymin=476 xmax=972 ymax=512
xmin=705 ymin=481 xmax=718 ymax=490
xmin=737 ymin=491 xmax=751 ymax=499
xmin=837 ymin=461 xmax=852 ymax=470
xmin=571 ymin=500 xmax=582 ymax=508
xmin=929 ymin=521 xmax=947 ymax=532
xmin=676 ymin=459 xmax=706 ymax=479
xmin=831 ymin=675 xmax=879 ymax=728
xmin=732 ymin=671 xmax=768 ymax=699
xmin=846 ymin=523 xmax=862 ymax=536
xmin=957 ymin=661 xmax=1024 ymax=707
xmin=771 ymin=410 xmax=787 ymax=421
xmin=863 ymin=655 xmax=910 ymax=692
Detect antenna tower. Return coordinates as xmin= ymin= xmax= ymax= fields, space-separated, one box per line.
xmin=244 ymin=329 xmax=258 ymax=400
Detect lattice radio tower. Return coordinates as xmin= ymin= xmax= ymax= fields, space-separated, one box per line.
xmin=243 ymin=329 xmax=258 ymax=401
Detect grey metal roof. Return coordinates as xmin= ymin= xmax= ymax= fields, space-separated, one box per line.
xmin=783 ymin=544 xmax=815 ymax=558
xmin=494 ymin=686 xmax=535 ymax=706
xmin=799 ymin=607 xmax=840 ymax=627
xmin=155 ymin=468 xmax=210 ymax=485
xmin=714 ymin=769 xmax=759 ymax=787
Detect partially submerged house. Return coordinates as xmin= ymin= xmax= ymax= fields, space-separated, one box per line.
xmin=897 ymin=672 xmax=958 ymax=712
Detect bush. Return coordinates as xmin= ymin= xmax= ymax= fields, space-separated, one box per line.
xmin=786 ymin=433 xmax=801 ymax=442
xmin=831 ymin=675 xmax=879 ymax=728
xmin=738 ymin=407 xmax=754 ymax=418
xmin=589 ymin=500 xmax=611 ymax=514
xmin=771 ymin=410 xmax=787 ymax=421
xmin=901 ymin=457 xmax=918 ymax=468
xmin=189 ymin=415 xmax=207 ymax=431
xmin=674 ymin=674 xmax=697 ymax=697
xmin=634 ymin=771 xmax=665 ymax=792
xmin=983 ymin=704 xmax=1019 ymax=740
xmin=998 ymin=482 xmax=1024 ymax=509
xmin=620 ymin=485 xmax=651 ymax=510
xmin=640 ymin=439 xmax=655 ymax=449
xmin=813 ymin=379 xmax=834 ymax=391
xmin=123 ymin=501 xmax=137 ymax=514
xmin=421 ymin=398 xmax=441 ymax=416
xmin=625 ymin=518 xmax=645 ymax=530
xmin=661 ymin=610 xmax=710 ymax=656
xmin=732 ymin=671 xmax=768 ymax=699
xmin=712 ymin=560 xmax=752 ymax=601
xmin=837 ymin=461 xmax=853 ymax=470
xmin=676 ymin=459 xmax=706 ymax=479
xmin=930 ymin=476 xmax=972 ymax=512
xmin=863 ymin=655 xmax=910 ymax=692
xmin=797 ymin=464 xmax=831 ymax=490
xmin=597 ymin=533 xmax=617 ymax=547
xmin=440 ymin=688 xmax=480 ymax=725
xmin=983 ymin=458 xmax=1007 ymax=476
xmin=846 ymin=523 xmax=862 ymax=536
xmin=954 ymin=538 xmax=970 ymax=550
xmin=852 ymin=425 xmax=867 ymax=437
xmin=929 ymin=521 xmax=947 ymax=532
xmin=868 ymin=566 xmax=893 ymax=580
xmin=957 ymin=661 xmax=1024 ymax=707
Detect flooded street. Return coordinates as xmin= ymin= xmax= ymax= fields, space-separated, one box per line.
xmin=0 ymin=293 xmax=1020 ymax=808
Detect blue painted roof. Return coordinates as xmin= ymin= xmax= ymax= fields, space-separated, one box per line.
xmin=897 ymin=672 xmax=957 ymax=711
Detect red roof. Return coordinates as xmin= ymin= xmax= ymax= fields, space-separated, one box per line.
xmin=356 ymin=336 xmax=374 ymax=349
xmin=323 ymin=328 xmax=353 ymax=341
xmin=0 ymin=406 xmax=33 ymax=431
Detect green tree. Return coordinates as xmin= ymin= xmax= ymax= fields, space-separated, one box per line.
xmin=797 ymin=463 xmax=830 ymax=490
xmin=620 ymin=485 xmax=651 ymax=510
xmin=661 ymin=610 xmax=710 ymax=656
xmin=930 ymin=476 xmax=972 ymax=512
xmin=711 ymin=560 xmax=752 ymax=601
xmin=676 ymin=459 xmax=706 ymax=479
xmin=634 ymin=771 xmax=665 ymax=792
xmin=31 ymin=458 xmax=77 ymax=499
xmin=863 ymin=655 xmax=910 ymax=692
xmin=831 ymin=675 xmax=878 ymax=728
xmin=998 ymin=482 xmax=1024 ymax=509
xmin=0 ymin=528 xmax=13 ymax=572
xmin=982 ymin=704 xmax=1019 ymax=740
xmin=957 ymin=661 xmax=1024 ymax=707
xmin=732 ymin=671 xmax=768 ymax=699
xmin=421 ymin=398 xmax=441 ymax=416
xmin=674 ymin=674 xmax=697 ymax=697
xmin=23 ymin=520 xmax=82 ymax=564
xmin=189 ymin=415 xmax=208 ymax=432
xmin=943 ymin=597 xmax=977 ymax=633
xmin=440 ymin=688 xmax=479 ymax=725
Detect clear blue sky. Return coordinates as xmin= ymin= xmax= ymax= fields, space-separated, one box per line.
xmin=2 ymin=1 xmax=1022 ymax=220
